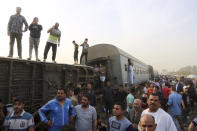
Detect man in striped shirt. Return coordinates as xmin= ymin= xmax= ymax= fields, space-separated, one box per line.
xmin=3 ymin=97 xmax=34 ymax=131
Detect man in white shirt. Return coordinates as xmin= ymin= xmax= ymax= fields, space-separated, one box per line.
xmin=139 ymin=93 xmax=177 ymax=131
xmin=128 ymin=62 xmax=134 ymax=86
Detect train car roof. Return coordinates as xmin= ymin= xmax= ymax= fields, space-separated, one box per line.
xmin=0 ymin=56 xmax=93 ymax=68
xmin=88 ymin=44 xmax=148 ymax=66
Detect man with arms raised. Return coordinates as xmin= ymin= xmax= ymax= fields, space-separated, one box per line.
xmin=27 ymin=17 xmax=42 ymax=61
xmin=139 ymin=93 xmax=177 ymax=131
xmin=43 ymin=22 xmax=61 ymax=63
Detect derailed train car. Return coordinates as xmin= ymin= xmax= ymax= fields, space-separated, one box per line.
xmin=0 ymin=57 xmax=94 ymax=113
xmin=85 ymin=44 xmax=154 ymax=88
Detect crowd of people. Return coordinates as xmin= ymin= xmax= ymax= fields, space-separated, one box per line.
xmin=1 ymin=5 xmax=197 ymax=131
xmin=0 ymin=76 xmax=197 ymax=131
xmin=6 ymin=7 xmax=89 ymax=64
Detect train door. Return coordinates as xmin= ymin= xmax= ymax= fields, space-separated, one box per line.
xmin=87 ymin=58 xmax=112 ymax=88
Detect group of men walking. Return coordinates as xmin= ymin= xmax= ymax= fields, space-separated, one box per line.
xmin=7 ymin=7 xmax=89 ymax=64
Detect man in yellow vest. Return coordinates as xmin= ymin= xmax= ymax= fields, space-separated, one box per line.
xmin=43 ymin=22 xmax=61 ymax=63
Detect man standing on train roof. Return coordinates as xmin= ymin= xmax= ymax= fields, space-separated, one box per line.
xmin=7 ymin=7 xmax=28 ymax=59
xmin=80 ymin=38 xmax=89 ymax=65
xmin=43 ymin=22 xmax=61 ymax=63
xmin=27 ymin=17 xmax=42 ymax=61
xmin=72 ymin=40 xmax=79 ymax=64
xmin=38 ymin=88 xmax=75 ymax=131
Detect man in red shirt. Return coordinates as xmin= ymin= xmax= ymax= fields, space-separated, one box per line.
xmin=162 ymin=83 xmax=171 ymax=111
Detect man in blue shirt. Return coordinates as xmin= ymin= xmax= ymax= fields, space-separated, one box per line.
xmin=3 ymin=97 xmax=34 ymax=131
xmin=39 ymin=88 xmax=75 ymax=131
xmin=167 ymin=86 xmax=182 ymax=130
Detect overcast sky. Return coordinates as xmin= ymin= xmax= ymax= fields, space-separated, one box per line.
xmin=0 ymin=0 xmax=196 ymax=72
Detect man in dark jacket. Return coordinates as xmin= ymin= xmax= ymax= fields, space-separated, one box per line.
xmin=103 ymin=80 xmax=114 ymax=115
xmin=115 ymin=85 xmax=127 ymax=102
xmin=83 ymin=83 xmax=96 ymax=107
xmin=175 ymin=79 xmax=184 ymax=93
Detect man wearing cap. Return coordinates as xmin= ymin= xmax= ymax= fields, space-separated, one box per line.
xmin=3 ymin=98 xmax=35 ymax=131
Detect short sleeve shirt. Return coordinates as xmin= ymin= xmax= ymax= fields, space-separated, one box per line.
xmin=29 ymin=24 xmax=42 ymax=38
xmin=3 ymin=110 xmax=34 ymax=131
xmin=82 ymin=43 xmax=89 ymax=53
xmin=126 ymin=94 xmax=134 ymax=112
xmin=47 ymin=28 xmax=61 ymax=44
xmin=108 ymin=116 xmax=133 ymax=131
xmin=75 ymin=105 xmax=97 ymax=131
xmin=167 ymin=92 xmax=182 ymax=116
xmin=139 ymin=108 xmax=177 ymax=131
